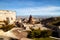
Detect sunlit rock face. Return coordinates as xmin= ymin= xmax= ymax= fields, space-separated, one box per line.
xmin=0 ymin=10 xmax=16 ymax=25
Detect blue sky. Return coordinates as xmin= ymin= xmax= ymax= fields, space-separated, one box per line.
xmin=0 ymin=0 xmax=60 ymax=16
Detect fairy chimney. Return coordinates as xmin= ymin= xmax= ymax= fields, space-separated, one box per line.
xmin=28 ymin=15 xmax=35 ymax=24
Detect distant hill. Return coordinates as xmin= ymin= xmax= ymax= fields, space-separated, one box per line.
xmin=17 ymin=15 xmax=52 ymax=19
xmin=41 ymin=16 xmax=60 ymax=26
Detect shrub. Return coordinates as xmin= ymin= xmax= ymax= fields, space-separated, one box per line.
xmin=0 ymin=20 xmax=15 ymax=32
xmin=40 ymin=30 xmax=52 ymax=38
xmin=27 ymin=28 xmax=41 ymax=38
xmin=0 ymin=24 xmax=15 ymax=32
xmin=27 ymin=28 xmax=52 ymax=38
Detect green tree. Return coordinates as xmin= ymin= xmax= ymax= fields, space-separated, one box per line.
xmin=27 ymin=28 xmax=41 ymax=38
xmin=27 ymin=28 xmax=52 ymax=38
xmin=41 ymin=30 xmax=52 ymax=38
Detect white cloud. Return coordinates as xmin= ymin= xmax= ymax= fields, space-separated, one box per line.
xmin=12 ymin=6 xmax=60 ymax=16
